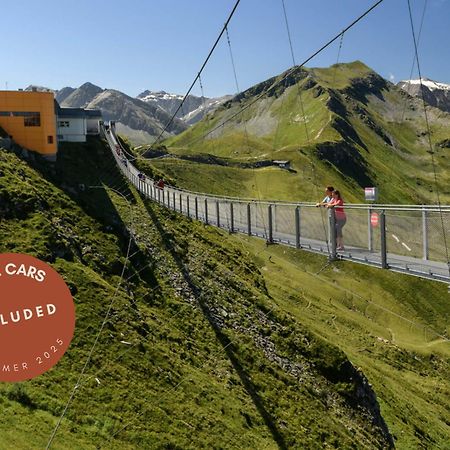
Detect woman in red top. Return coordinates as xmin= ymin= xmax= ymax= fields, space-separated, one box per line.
xmin=326 ymin=190 xmax=346 ymax=250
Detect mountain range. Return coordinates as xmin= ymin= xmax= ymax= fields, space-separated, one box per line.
xmin=25 ymin=83 xmax=230 ymax=145
xmin=23 ymin=73 xmax=449 ymax=150
xmin=154 ymin=61 xmax=450 ymax=205
xmin=397 ymin=78 xmax=450 ymax=113
xmin=137 ymin=90 xmax=232 ymax=125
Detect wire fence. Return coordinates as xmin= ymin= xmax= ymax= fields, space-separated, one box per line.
xmin=103 ymin=123 xmax=450 ymax=283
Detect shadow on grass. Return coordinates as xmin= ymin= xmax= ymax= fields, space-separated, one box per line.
xmin=13 ymin=138 xmax=159 ymax=290
xmin=141 ymin=199 xmax=289 ymax=450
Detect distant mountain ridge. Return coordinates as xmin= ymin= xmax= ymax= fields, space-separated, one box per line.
xmin=55 ymin=86 xmax=76 ymax=103
xmin=20 ymin=83 xmax=230 ymax=143
xmin=137 ymin=90 xmax=232 ymax=125
xmin=164 ymin=61 xmax=450 ymax=204
xmin=51 ymin=83 xmax=186 ymax=144
xmin=86 ymin=89 xmax=186 ymax=137
xmin=60 ymin=82 xmax=104 ymax=108
xmin=397 ymin=78 xmax=450 ymax=113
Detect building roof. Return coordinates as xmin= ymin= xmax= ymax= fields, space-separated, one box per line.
xmin=55 ymin=103 xmax=102 ymax=119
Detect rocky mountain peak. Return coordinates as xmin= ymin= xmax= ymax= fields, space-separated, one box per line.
xmin=60 ymin=82 xmax=104 ymax=108
xmin=397 ymin=78 xmax=450 ymax=113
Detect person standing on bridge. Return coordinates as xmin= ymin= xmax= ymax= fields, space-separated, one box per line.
xmin=315 ymin=186 xmax=334 ymax=207
xmin=326 ymin=190 xmax=346 ymax=251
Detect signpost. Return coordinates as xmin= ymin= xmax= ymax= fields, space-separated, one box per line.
xmin=364 ymin=187 xmax=378 ymax=202
xmin=366 ymin=187 xmax=378 ymax=252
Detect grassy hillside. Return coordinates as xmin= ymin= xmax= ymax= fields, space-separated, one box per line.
xmin=0 ymin=141 xmax=404 ymax=449
xmin=137 ymin=61 xmax=450 ymax=204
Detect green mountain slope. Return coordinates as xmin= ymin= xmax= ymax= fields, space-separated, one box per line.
xmin=0 ymin=141 xmax=402 ymax=449
xmin=143 ymin=61 xmax=450 ymax=204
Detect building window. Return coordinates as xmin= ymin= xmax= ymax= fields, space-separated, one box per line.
xmin=24 ymin=113 xmax=41 ymax=127
xmin=47 ymin=136 xmax=54 ymax=144
xmin=58 ymin=121 xmax=70 ymax=128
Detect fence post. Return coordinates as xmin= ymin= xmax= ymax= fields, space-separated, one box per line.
xmin=157 ymin=188 xmax=161 ymax=203
xmin=216 ymin=201 xmax=220 ymax=227
xmin=179 ymin=194 xmax=182 ymax=214
xmin=295 ymin=206 xmax=300 ymax=249
xmin=205 ymin=198 xmax=208 ymax=224
xmin=329 ymin=208 xmax=337 ymax=260
xmin=173 ymin=192 xmax=176 ymax=210
xmin=195 ymin=197 xmax=199 ymax=220
xmin=268 ymin=204 xmax=273 ymax=243
xmin=187 ymin=195 xmax=190 ymax=218
xmin=380 ymin=210 xmax=388 ymax=269
xmin=368 ymin=207 xmax=374 ymax=252
xmin=422 ymin=208 xmax=429 ymax=260
xmin=247 ymin=203 xmax=251 ymax=236
xmin=230 ymin=202 xmax=234 ymax=233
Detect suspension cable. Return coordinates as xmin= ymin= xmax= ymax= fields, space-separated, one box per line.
xmin=406 ymin=0 xmax=450 ymax=277
xmin=146 ymin=0 xmax=242 ymax=152
xmin=332 ymin=32 xmax=345 ymax=85
xmin=281 ymin=0 xmax=333 ymax=256
xmin=401 ymin=0 xmax=427 ymax=121
xmin=46 ymin=186 xmax=135 ymax=449
xmin=173 ymin=0 xmax=385 ymax=155
xmin=225 ymin=23 xmax=269 ymax=239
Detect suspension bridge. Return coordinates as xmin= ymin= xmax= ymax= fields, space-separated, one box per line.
xmin=99 ymin=0 xmax=449 ymax=284
xmin=45 ymin=1 xmax=450 ymax=447
xmin=105 ymin=122 xmax=450 ymax=284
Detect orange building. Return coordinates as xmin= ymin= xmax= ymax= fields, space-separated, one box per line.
xmin=0 ymin=90 xmax=57 ymax=158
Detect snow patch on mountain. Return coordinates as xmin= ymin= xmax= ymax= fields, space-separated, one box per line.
xmin=399 ymin=78 xmax=450 ymax=92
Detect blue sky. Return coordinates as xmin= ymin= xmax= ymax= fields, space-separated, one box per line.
xmin=2 ymin=0 xmax=449 ymax=97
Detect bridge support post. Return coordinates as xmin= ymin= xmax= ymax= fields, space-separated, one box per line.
xmin=368 ymin=207 xmax=374 ymax=252
xmin=295 ymin=206 xmax=301 ymax=249
xmin=173 ymin=192 xmax=176 ymax=210
xmin=179 ymin=194 xmax=182 ymax=214
xmin=329 ymin=209 xmax=337 ymax=261
xmin=380 ymin=210 xmax=388 ymax=269
xmin=230 ymin=203 xmax=234 ymax=233
xmin=422 ymin=208 xmax=429 ymax=260
xmin=268 ymin=204 xmax=273 ymax=244
xmin=247 ymin=203 xmax=251 ymax=236
xmin=195 ymin=197 xmax=199 ymax=219
xmin=216 ymin=201 xmax=220 ymax=228
xmin=187 ymin=195 xmax=190 ymax=217
xmin=205 ymin=198 xmax=208 ymax=224
xmin=157 ymin=188 xmax=161 ymax=203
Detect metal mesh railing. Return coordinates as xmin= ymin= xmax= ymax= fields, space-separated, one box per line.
xmin=103 ymin=124 xmax=450 ymax=283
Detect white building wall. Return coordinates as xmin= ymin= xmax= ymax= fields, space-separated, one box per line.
xmin=57 ymin=117 xmax=87 ymax=142
xmin=86 ymin=117 xmax=101 ymax=135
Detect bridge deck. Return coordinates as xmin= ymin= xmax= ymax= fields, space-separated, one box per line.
xmin=104 ymin=125 xmax=450 ymax=284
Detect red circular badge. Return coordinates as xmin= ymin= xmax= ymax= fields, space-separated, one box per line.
xmin=0 ymin=253 xmax=75 ymax=382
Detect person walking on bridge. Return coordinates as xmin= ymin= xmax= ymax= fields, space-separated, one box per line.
xmin=326 ymin=189 xmax=346 ymax=251
xmin=316 ymin=186 xmax=334 ymax=207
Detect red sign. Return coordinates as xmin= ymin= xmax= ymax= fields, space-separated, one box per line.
xmin=370 ymin=212 xmax=379 ymax=227
xmin=0 ymin=253 xmax=76 ymax=382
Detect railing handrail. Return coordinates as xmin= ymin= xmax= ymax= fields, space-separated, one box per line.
xmin=102 ymin=123 xmax=450 ymax=284
xmin=102 ymin=124 xmax=450 ymax=213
